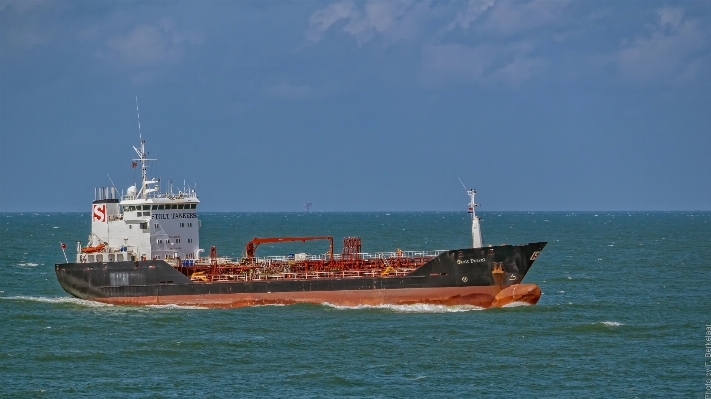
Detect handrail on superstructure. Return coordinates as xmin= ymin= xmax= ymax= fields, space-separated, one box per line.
xmin=245 ymin=236 xmax=334 ymax=261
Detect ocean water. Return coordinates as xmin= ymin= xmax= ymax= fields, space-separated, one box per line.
xmin=1 ymin=211 xmax=709 ymax=398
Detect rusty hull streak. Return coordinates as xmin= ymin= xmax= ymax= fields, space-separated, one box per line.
xmin=93 ymin=284 xmax=541 ymax=309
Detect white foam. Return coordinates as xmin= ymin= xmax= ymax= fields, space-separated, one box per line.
xmin=600 ymin=321 xmax=623 ymax=327
xmin=501 ymin=301 xmax=532 ymax=308
xmin=251 ymin=303 xmax=286 ymax=307
xmin=17 ymin=262 xmax=40 ymax=267
xmin=1 ymin=296 xmax=113 ymax=307
xmin=144 ymin=304 xmax=207 ymax=310
xmin=322 ymin=302 xmax=484 ymax=313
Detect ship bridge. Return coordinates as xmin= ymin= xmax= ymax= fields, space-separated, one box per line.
xmin=78 ymin=138 xmax=201 ymax=264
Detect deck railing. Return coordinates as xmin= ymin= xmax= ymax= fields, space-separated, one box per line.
xmin=184 ymin=249 xmax=447 ymax=266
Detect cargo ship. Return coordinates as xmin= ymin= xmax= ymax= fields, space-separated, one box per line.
xmin=55 ymin=137 xmax=546 ymax=308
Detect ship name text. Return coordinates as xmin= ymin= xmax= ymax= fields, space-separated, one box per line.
xmin=152 ymin=213 xmax=198 ymax=220
xmin=457 ymin=258 xmax=486 ymax=265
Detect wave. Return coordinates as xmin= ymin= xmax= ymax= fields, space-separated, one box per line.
xmin=321 ymin=302 xmax=484 ymax=313
xmin=16 ymin=262 xmax=40 ymax=267
xmin=1 ymin=295 xmax=112 ymax=307
xmin=599 ymin=321 xmax=624 ymax=327
xmin=2 ymin=296 xmax=212 ymax=310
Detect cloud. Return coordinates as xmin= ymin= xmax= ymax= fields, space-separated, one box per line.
xmin=305 ymin=1 xmax=357 ymax=43
xmin=303 ymin=0 xmax=568 ymax=87
xmin=0 ymin=0 xmax=60 ymax=51
xmin=106 ymin=18 xmax=204 ymax=66
xmin=616 ymin=7 xmax=706 ymax=84
xmin=444 ymin=0 xmax=570 ymax=36
xmin=305 ymin=0 xmax=570 ymax=44
xmin=0 ymin=0 xmax=47 ymax=15
xmin=305 ymin=0 xmax=425 ymax=46
xmin=447 ymin=0 xmax=494 ymax=31
xmin=420 ymin=41 xmax=546 ymax=87
xmin=422 ymin=0 xmax=567 ymax=87
xmin=478 ymin=0 xmax=570 ymax=36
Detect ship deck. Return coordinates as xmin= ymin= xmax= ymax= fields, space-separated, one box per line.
xmin=170 ymin=250 xmax=447 ymax=283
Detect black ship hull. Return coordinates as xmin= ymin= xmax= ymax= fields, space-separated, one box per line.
xmin=55 ymin=242 xmax=546 ymax=308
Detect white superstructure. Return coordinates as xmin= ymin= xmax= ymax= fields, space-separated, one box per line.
xmin=76 ymin=138 xmax=201 ymax=264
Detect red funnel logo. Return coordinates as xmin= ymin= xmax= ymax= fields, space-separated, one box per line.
xmin=93 ymin=204 xmax=106 ymax=222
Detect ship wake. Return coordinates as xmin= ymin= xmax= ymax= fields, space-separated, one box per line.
xmin=1 ymin=295 xmax=113 ymax=307
xmin=321 ymin=302 xmax=485 ymax=313
xmin=144 ymin=304 xmax=207 ymax=310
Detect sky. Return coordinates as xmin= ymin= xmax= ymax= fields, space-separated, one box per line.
xmin=1 ymin=0 xmax=710 ymax=212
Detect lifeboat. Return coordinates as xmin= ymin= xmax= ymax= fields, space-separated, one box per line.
xmin=81 ymin=243 xmax=106 ymax=254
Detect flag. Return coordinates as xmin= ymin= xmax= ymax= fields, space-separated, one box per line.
xmin=132 ymin=161 xmax=137 ymax=168
xmin=59 ymin=242 xmax=68 ymax=263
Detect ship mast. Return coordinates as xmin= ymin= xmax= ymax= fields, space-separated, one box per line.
xmin=132 ymin=97 xmax=157 ymax=199
xmin=468 ymin=189 xmax=483 ymax=248
xmin=460 ymin=180 xmax=483 ymax=248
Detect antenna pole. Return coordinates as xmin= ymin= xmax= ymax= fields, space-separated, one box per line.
xmin=107 ymin=174 xmax=117 ymax=191
xmin=136 ymin=96 xmax=141 ymax=142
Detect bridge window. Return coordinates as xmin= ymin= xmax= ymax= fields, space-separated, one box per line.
xmin=190 ymin=204 xmax=197 ymax=209
xmin=158 ymin=205 xmax=165 ymax=210
xmin=188 ymin=239 xmax=192 ymax=243
xmin=180 ymin=223 xmax=184 ymax=227
xmin=178 ymin=204 xmax=184 ymax=209
xmin=139 ymin=222 xmax=147 ymax=229
xmin=152 ymin=205 xmax=158 ymax=210
xmin=188 ymin=223 xmax=192 ymax=227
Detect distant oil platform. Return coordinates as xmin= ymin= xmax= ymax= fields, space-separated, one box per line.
xmin=304 ymin=202 xmax=312 ymax=212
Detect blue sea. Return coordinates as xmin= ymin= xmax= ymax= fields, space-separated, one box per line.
xmin=1 ymin=212 xmax=709 ymax=398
